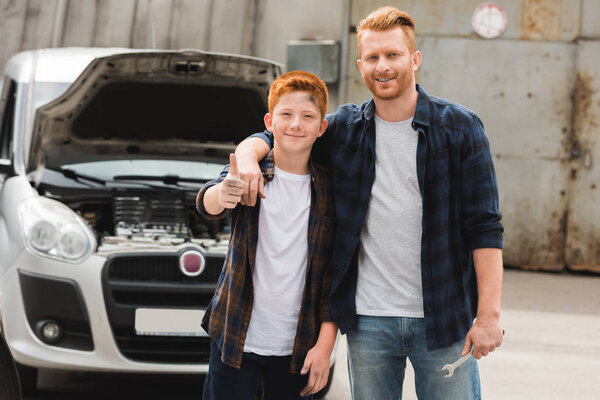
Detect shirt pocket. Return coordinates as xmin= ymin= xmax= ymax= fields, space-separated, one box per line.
xmin=425 ymin=149 xmax=450 ymax=196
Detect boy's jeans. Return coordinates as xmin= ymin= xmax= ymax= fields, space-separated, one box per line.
xmin=203 ymin=341 xmax=312 ymax=400
xmin=347 ymin=316 xmax=481 ymax=400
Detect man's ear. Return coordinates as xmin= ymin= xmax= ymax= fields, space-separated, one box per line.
xmin=264 ymin=113 xmax=273 ymax=132
xmin=412 ymin=50 xmax=422 ymax=72
xmin=317 ymin=119 xmax=328 ymax=138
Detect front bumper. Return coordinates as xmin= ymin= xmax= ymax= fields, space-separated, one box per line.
xmin=1 ymin=246 xmax=223 ymax=373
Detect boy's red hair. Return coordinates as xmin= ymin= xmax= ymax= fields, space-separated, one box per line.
xmin=356 ymin=6 xmax=416 ymax=53
xmin=268 ymin=71 xmax=328 ymax=118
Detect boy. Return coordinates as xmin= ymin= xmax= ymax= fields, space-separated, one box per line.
xmin=196 ymin=71 xmax=337 ymax=400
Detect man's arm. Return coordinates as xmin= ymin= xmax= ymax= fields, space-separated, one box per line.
xmin=300 ymin=321 xmax=338 ymax=396
xmin=235 ymin=112 xmax=336 ymax=206
xmin=459 ymin=114 xmax=504 ymax=359
xmin=235 ymin=136 xmax=270 ymax=206
xmin=462 ymin=248 xmax=503 ymax=359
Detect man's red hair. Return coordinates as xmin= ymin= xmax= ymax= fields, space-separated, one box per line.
xmin=356 ymin=6 xmax=417 ymax=54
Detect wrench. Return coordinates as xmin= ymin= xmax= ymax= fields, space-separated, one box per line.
xmin=442 ymin=330 xmax=505 ymax=378
xmin=441 ymin=352 xmax=472 ymax=378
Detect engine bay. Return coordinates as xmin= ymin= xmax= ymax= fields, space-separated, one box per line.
xmin=37 ymin=185 xmax=232 ymax=254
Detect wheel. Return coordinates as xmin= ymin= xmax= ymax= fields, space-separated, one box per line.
xmin=0 ymin=332 xmax=21 ymax=399
xmin=16 ymin=363 xmax=38 ymax=397
xmin=314 ymin=364 xmax=335 ymax=399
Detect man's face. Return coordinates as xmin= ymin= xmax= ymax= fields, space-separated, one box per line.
xmin=264 ymin=90 xmax=327 ymax=155
xmin=357 ymin=27 xmax=421 ymax=101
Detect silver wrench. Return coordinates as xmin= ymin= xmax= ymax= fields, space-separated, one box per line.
xmin=442 ymin=330 xmax=505 ymax=378
xmin=441 ymin=352 xmax=472 ymax=378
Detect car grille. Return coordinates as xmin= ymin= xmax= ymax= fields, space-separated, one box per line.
xmin=108 ymin=255 xmax=223 ymax=283
xmin=102 ymin=251 xmax=223 ymax=363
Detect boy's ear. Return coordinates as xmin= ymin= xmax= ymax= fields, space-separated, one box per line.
xmin=317 ymin=118 xmax=328 ymax=137
xmin=264 ymin=113 xmax=273 ymax=132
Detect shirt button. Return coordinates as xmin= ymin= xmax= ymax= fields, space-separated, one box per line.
xmin=425 ymin=304 xmax=432 ymax=313
xmin=341 ymin=263 xmax=346 ymax=268
xmin=353 ymin=231 xmax=358 ymax=236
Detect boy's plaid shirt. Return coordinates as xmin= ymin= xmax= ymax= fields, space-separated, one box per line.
xmin=196 ymin=151 xmax=335 ymax=373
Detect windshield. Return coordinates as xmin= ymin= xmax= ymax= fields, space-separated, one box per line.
xmin=60 ymin=159 xmax=226 ymax=181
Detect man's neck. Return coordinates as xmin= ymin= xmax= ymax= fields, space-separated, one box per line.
xmin=373 ymin=86 xmax=419 ymax=122
xmin=272 ymin=147 xmax=311 ymax=175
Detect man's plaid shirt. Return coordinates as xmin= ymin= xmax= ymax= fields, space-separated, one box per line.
xmin=252 ymin=85 xmax=504 ymax=351
xmin=196 ymin=151 xmax=335 ymax=372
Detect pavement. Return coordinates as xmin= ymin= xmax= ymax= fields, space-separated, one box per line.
xmin=323 ymin=268 xmax=600 ymax=400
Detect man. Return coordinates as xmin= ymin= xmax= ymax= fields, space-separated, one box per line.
xmin=234 ymin=6 xmax=504 ymax=399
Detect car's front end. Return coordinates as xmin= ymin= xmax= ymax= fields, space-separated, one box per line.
xmin=0 ymin=48 xmax=282 ymax=383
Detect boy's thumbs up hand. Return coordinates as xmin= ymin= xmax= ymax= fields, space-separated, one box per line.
xmin=218 ymin=154 xmax=245 ymax=209
xmin=228 ymin=152 xmax=240 ymax=178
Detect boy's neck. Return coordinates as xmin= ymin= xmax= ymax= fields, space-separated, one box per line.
xmin=272 ymin=146 xmax=311 ymax=175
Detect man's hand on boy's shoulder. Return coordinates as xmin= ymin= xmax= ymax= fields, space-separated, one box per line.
xmin=217 ymin=154 xmax=245 ymax=209
xmin=236 ymin=151 xmax=266 ymax=206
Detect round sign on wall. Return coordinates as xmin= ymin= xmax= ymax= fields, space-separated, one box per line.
xmin=472 ymin=2 xmax=507 ymax=39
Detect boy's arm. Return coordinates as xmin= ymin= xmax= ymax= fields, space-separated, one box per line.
xmin=235 ymin=135 xmax=271 ymax=206
xmin=299 ymin=321 xmax=338 ymax=396
xmin=196 ymin=154 xmax=244 ymax=218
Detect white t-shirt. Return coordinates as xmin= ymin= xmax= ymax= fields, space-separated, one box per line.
xmin=243 ymin=166 xmax=312 ymax=355
xmin=356 ymin=115 xmax=424 ymax=317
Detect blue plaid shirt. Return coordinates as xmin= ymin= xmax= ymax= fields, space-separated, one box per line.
xmin=252 ymin=85 xmax=503 ymax=350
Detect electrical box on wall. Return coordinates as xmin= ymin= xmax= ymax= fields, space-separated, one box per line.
xmin=286 ymin=40 xmax=340 ymax=84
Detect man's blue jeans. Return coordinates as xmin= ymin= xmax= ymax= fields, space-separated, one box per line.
xmin=346 ymin=316 xmax=480 ymax=400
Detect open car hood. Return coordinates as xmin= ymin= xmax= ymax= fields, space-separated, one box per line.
xmin=29 ymin=50 xmax=281 ymax=172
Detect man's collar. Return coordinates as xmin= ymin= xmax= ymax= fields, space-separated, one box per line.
xmin=362 ymin=84 xmax=431 ymax=128
xmin=413 ymin=84 xmax=431 ymax=127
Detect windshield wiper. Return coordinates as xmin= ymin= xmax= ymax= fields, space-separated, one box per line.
xmin=58 ymin=168 xmax=106 ymax=186
xmin=112 ymin=175 xmax=208 ymax=185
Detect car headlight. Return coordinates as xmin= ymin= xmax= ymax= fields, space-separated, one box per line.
xmin=18 ymin=196 xmax=96 ymax=263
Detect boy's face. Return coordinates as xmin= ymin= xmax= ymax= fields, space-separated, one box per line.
xmin=357 ymin=27 xmax=421 ymax=102
xmin=264 ymin=90 xmax=327 ymax=154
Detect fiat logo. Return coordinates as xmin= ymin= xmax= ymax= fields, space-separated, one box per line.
xmin=179 ymin=250 xmax=205 ymax=277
